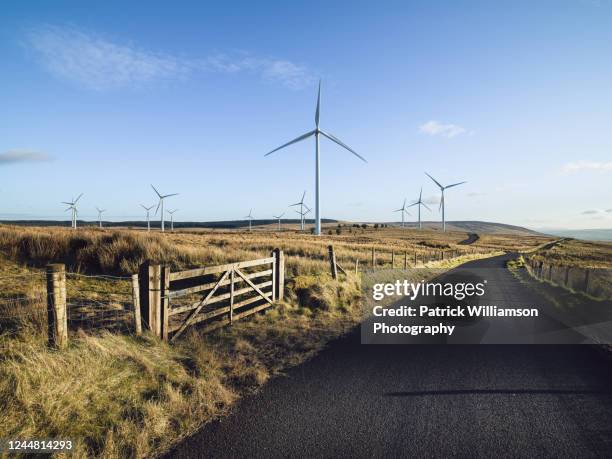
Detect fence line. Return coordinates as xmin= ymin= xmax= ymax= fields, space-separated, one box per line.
xmin=524 ymin=257 xmax=612 ymax=300
xmin=2 ymin=242 xmax=488 ymax=348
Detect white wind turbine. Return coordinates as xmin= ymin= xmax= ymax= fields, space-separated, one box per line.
xmin=245 ymin=209 xmax=254 ymax=232
xmin=295 ymin=205 xmax=311 ymax=231
xmin=273 ymin=212 xmax=285 ymax=231
xmin=393 ymin=199 xmax=411 ymax=228
xmin=62 ymin=193 xmax=83 ymax=229
xmin=425 ymin=173 xmax=467 ymax=232
xmin=95 ymin=207 xmax=106 ymax=228
xmin=265 ymin=80 xmax=367 ymax=236
xmin=152 ymin=185 xmax=178 ymax=232
xmin=290 ymin=191 xmax=308 ymax=230
xmin=406 ymin=187 xmax=431 ymax=230
xmin=166 ymin=209 xmax=178 ymax=232
xmin=141 ymin=204 xmax=154 ymax=232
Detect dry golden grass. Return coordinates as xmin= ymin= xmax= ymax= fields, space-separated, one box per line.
xmin=527 ymin=237 xmax=612 ymax=269
xmin=0 ymin=223 xmax=544 ymax=458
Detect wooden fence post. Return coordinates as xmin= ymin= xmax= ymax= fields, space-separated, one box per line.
xmin=272 ymin=248 xmax=285 ymax=301
xmin=371 ymin=247 xmax=376 ymax=269
xmin=161 ymin=265 xmax=170 ymax=341
xmin=564 ymin=266 xmax=570 ymax=287
xmin=138 ymin=261 xmax=161 ymax=337
xmin=404 ymin=251 xmax=408 ymax=270
xmin=584 ymin=269 xmax=590 ymax=293
xmin=230 ymin=268 xmax=235 ymax=323
xmin=46 ymin=264 xmax=68 ymax=349
xmin=391 ymin=250 xmax=395 ymax=268
xmin=131 ymin=274 xmax=142 ymax=336
xmin=441 ymin=251 xmax=445 ymax=260
xmin=328 ymin=245 xmax=338 ymax=279
xmin=355 ymin=259 xmax=359 ymax=274
xmin=414 ymin=251 xmax=417 ymax=266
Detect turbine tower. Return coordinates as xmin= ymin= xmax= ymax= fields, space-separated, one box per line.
xmin=290 ymin=191 xmax=307 ymax=230
xmin=245 ymin=209 xmax=254 ymax=232
xmin=152 ymin=185 xmax=178 ymax=232
xmin=393 ymin=199 xmax=411 ymax=228
xmin=273 ymin=212 xmax=285 ymax=231
xmin=95 ymin=207 xmax=106 ymax=228
xmin=406 ymin=187 xmax=431 ymax=230
xmin=167 ymin=209 xmax=178 ymax=232
xmin=62 ymin=193 xmax=83 ymax=229
xmin=425 ymin=173 xmax=467 ymax=232
xmin=265 ymin=80 xmax=367 ymax=236
xmin=141 ymin=204 xmax=154 ymax=232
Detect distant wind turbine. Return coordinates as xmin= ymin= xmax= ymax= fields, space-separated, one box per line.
xmin=393 ymin=199 xmax=411 ymax=228
xmin=273 ymin=212 xmax=285 ymax=231
xmin=406 ymin=187 xmax=431 ymax=230
xmin=95 ymin=207 xmax=106 ymax=228
xmin=166 ymin=209 xmax=178 ymax=232
xmin=151 ymin=185 xmax=178 ymax=232
xmin=425 ymin=173 xmax=467 ymax=232
xmin=245 ymin=209 xmax=254 ymax=232
xmin=295 ymin=205 xmax=311 ymax=231
xmin=289 ymin=191 xmax=307 ymax=230
xmin=265 ymin=80 xmax=367 ymax=236
xmin=141 ymin=204 xmax=155 ymax=232
xmin=62 ymin=193 xmax=83 ymax=229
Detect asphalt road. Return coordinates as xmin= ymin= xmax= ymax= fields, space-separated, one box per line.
xmin=168 ymin=254 xmax=612 ymax=458
xmin=458 ymin=232 xmax=480 ymax=245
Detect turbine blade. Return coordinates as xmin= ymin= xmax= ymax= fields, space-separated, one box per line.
xmin=61 ymin=201 xmax=72 ymax=205
xmin=301 ymin=190 xmax=306 ymax=203
xmin=315 ymin=80 xmax=321 ymax=127
xmin=425 ymin=172 xmax=443 ymax=189
xmin=319 ymin=130 xmax=367 ymax=163
xmin=74 ymin=193 xmax=83 ymax=203
xmin=422 ymin=202 xmax=432 ymax=211
xmin=394 ymin=208 xmax=403 ymax=212
xmin=151 ymin=185 xmax=162 ymax=198
xmin=289 ymin=202 xmax=302 ymax=207
xmin=445 ymin=181 xmax=467 ymax=189
xmin=163 ymin=193 xmax=179 ymax=198
xmin=406 ymin=202 xmax=419 ymax=208
xmin=155 ymin=200 xmax=161 ymax=215
xmin=264 ymin=130 xmax=316 ymax=156
xmin=439 ymin=195 xmax=444 ymax=212
xmin=419 ymin=187 xmax=422 ymax=201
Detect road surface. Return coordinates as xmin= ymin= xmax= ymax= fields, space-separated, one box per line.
xmin=458 ymin=233 xmax=480 ymax=245
xmin=167 ymin=254 xmax=612 ymax=458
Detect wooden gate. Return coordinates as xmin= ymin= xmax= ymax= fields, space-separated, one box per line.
xmin=138 ymin=249 xmax=284 ymax=342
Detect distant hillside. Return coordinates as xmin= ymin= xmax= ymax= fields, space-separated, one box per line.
xmin=384 ymin=221 xmax=543 ymax=236
xmin=0 ymin=219 xmax=338 ymax=230
xmin=538 ymin=229 xmax=612 ymax=242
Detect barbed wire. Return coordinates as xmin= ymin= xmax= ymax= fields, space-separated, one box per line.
xmin=66 ymin=273 xmax=132 ymax=280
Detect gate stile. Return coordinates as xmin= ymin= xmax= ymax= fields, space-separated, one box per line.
xmin=145 ymin=249 xmax=284 ymax=342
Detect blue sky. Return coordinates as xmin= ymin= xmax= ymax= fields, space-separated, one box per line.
xmin=1 ymin=0 xmax=611 ymax=229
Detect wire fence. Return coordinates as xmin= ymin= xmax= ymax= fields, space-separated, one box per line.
xmin=65 ymin=273 xmax=135 ymax=334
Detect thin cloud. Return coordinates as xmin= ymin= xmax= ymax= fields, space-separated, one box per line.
xmin=581 ymin=210 xmax=599 ymax=215
xmin=0 ymin=150 xmax=51 ymax=164
xmin=607 ymin=209 xmax=612 ymax=213
xmin=423 ymin=195 xmax=440 ymax=205
xmin=419 ymin=120 xmax=468 ymax=138
xmin=467 ymin=192 xmax=485 ymax=197
xmin=24 ymin=24 xmax=315 ymax=90
xmin=562 ymin=160 xmax=612 ymax=174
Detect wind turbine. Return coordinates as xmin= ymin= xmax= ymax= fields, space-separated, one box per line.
xmin=290 ymin=191 xmax=307 ymax=230
xmin=406 ymin=187 xmax=431 ymax=230
xmin=166 ymin=209 xmax=178 ymax=232
xmin=265 ymin=80 xmax=367 ymax=236
xmin=62 ymin=193 xmax=83 ymax=229
xmin=141 ymin=204 xmax=154 ymax=231
xmin=245 ymin=209 xmax=254 ymax=232
xmin=273 ymin=212 xmax=285 ymax=231
xmin=95 ymin=207 xmax=106 ymax=228
xmin=151 ymin=185 xmax=178 ymax=232
xmin=425 ymin=173 xmax=467 ymax=232
xmin=295 ymin=205 xmax=311 ymax=231
xmin=393 ymin=199 xmax=411 ymax=228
